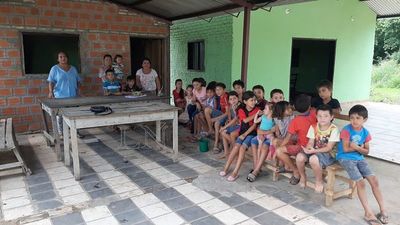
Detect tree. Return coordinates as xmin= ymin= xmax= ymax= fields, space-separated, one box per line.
xmin=374 ymin=18 xmax=400 ymax=64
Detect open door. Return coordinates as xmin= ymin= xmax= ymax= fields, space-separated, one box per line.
xmin=289 ymin=38 xmax=336 ymax=102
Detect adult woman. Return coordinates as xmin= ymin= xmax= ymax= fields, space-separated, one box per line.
xmin=136 ymin=58 xmax=161 ymax=93
xmin=98 ymin=54 xmax=112 ymax=82
xmin=47 ymin=51 xmax=81 ymax=136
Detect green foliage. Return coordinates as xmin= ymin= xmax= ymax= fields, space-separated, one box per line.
xmin=370 ymin=87 xmax=400 ymax=104
xmin=372 ymin=60 xmax=400 ymax=88
xmin=374 ymin=18 xmax=400 ymax=64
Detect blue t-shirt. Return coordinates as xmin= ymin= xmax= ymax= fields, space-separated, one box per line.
xmin=47 ymin=65 xmax=81 ymax=98
xmin=336 ymin=124 xmax=371 ymax=161
xmin=103 ymin=80 xmax=121 ymax=93
xmin=260 ymin=115 xmax=275 ymax=131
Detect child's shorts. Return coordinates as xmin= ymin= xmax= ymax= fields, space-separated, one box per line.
xmin=250 ymin=136 xmax=270 ymax=146
xmin=304 ymin=152 xmax=335 ymax=169
xmin=218 ymin=116 xmax=228 ymax=126
xmin=211 ymin=109 xmax=223 ymax=118
xmin=226 ymin=125 xmax=240 ymax=134
xmin=338 ymin=159 xmax=373 ymax=181
xmin=285 ymin=145 xmax=302 ymax=156
xmin=235 ymin=135 xmax=255 ymax=148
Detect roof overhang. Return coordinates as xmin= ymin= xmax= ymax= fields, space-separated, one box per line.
xmin=361 ymin=0 xmax=400 ymax=18
xmin=107 ymin=0 xmax=316 ymax=23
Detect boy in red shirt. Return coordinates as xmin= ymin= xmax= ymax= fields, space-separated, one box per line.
xmin=276 ymin=94 xmax=317 ymax=185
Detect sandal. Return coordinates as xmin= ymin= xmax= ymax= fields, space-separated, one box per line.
xmin=364 ymin=218 xmax=382 ymax=225
xmin=276 ymin=166 xmax=293 ymax=174
xmin=376 ymin=213 xmax=389 ymax=224
xmin=227 ymin=174 xmax=239 ymax=182
xmin=213 ymin=147 xmax=222 ymax=154
xmin=219 ymin=171 xmax=227 ymax=177
xmin=247 ymin=173 xmax=257 ymax=182
xmin=289 ymin=175 xmax=300 ymax=185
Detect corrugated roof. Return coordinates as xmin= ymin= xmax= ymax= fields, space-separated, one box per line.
xmin=108 ymin=0 xmax=315 ymax=22
xmin=362 ymin=0 xmax=400 ymax=18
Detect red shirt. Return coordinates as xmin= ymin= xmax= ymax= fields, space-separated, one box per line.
xmin=219 ymin=93 xmax=229 ymax=113
xmin=288 ymin=109 xmax=317 ymax=147
xmin=172 ymin=89 xmax=184 ymax=105
xmin=238 ymin=107 xmax=259 ymax=135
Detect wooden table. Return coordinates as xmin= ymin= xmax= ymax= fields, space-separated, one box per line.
xmin=61 ymin=102 xmax=179 ymax=180
xmin=39 ymin=95 xmax=169 ymax=161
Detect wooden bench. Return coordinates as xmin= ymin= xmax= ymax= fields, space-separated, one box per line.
xmin=0 ymin=118 xmax=31 ymax=176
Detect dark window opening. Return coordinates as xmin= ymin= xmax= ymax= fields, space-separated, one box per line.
xmin=289 ymin=38 xmax=336 ymax=102
xmin=23 ymin=33 xmax=80 ymax=74
xmin=188 ymin=41 xmax=204 ymax=71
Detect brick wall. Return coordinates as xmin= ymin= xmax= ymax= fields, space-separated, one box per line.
xmin=170 ymin=16 xmax=233 ymax=93
xmin=0 ymin=0 xmax=169 ymax=133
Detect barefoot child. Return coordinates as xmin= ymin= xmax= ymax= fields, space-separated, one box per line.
xmin=337 ymin=105 xmax=388 ymax=225
xmin=296 ymin=104 xmax=339 ymax=192
xmin=173 ymin=79 xmax=186 ymax=111
xmin=208 ymin=83 xmax=229 ymax=153
xmin=219 ymin=91 xmax=240 ymax=159
xmin=219 ymin=91 xmax=259 ymax=182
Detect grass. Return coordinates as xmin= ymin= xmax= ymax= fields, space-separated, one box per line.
xmin=370 ymin=87 xmax=400 ymax=104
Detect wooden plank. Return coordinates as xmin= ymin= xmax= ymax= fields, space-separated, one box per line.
xmin=0 ymin=168 xmax=23 ymax=177
xmin=43 ymin=131 xmax=55 ymax=144
xmin=0 ymin=119 xmax=6 ymax=149
xmin=39 ymin=95 xmax=170 ymax=109
xmin=63 ymin=119 xmax=71 ymax=166
xmin=0 ymin=161 xmax=22 ymax=170
xmin=5 ymin=118 xmax=15 ymax=149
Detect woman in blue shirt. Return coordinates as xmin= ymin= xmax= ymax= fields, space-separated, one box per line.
xmin=47 ymin=52 xmax=81 ymax=98
xmin=47 ymin=52 xmax=82 ymax=137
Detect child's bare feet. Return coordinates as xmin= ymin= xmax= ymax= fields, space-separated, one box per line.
xmin=314 ymin=182 xmax=324 ymax=193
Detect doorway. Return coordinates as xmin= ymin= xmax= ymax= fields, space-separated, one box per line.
xmin=130 ymin=37 xmax=166 ymax=89
xmin=289 ymin=38 xmax=336 ymax=102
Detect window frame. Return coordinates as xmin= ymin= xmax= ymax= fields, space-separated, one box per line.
xmin=187 ymin=40 xmax=205 ymax=72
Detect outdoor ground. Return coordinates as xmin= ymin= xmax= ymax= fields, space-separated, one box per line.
xmin=0 ymin=102 xmax=399 ymax=225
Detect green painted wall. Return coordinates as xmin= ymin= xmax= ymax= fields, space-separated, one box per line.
xmin=231 ymin=0 xmax=377 ymax=102
xmin=170 ymin=16 xmax=233 ymax=92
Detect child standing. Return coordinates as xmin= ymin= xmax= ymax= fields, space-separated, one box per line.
xmin=311 ymin=80 xmax=341 ymax=114
xmin=219 ymin=91 xmax=240 ymax=159
xmin=253 ymin=85 xmax=268 ymax=110
xmin=220 ymin=91 xmax=259 ymax=182
xmin=276 ymin=94 xmax=317 ymax=185
xmin=337 ymin=105 xmax=388 ymax=225
xmin=123 ymin=75 xmax=141 ymax=94
xmin=173 ymin=79 xmax=186 ymax=111
xmin=112 ymin=54 xmax=125 ymax=81
xmin=296 ymin=104 xmax=339 ymax=192
xmin=103 ymin=69 xmax=121 ymax=96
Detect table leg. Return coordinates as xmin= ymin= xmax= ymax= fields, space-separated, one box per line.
xmin=172 ymin=111 xmax=178 ymax=162
xmin=70 ymin=126 xmax=80 ymax=180
xmin=41 ymin=106 xmax=51 ymax=146
xmin=156 ymin=120 xmax=161 ymax=142
xmin=51 ymin=110 xmax=62 ymax=161
xmin=63 ymin=119 xmax=70 ymax=166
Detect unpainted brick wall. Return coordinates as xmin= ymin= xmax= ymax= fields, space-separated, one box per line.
xmin=0 ymin=0 xmax=169 ymax=132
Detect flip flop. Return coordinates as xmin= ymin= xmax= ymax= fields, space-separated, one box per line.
xmin=247 ymin=173 xmax=257 ymax=182
xmin=364 ymin=218 xmax=382 ymax=225
xmin=227 ymin=174 xmax=239 ymax=182
xmin=376 ymin=213 xmax=389 ymax=224
xmin=219 ymin=171 xmax=227 ymax=177
xmin=213 ymin=147 xmax=222 ymax=154
xmin=289 ymin=175 xmax=300 ymax=185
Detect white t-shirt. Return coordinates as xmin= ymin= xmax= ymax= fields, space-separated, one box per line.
xmin=307 ymin=123 xmax=340 ymax=149
xmin=136 ymin=69 xmax=158 ymax=91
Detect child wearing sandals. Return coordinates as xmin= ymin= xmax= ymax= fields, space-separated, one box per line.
xmin=337 ymin=105 xmax=388 ymax=225
xmin=219 ymin=91 xmax=240 ymax=159
xmin=219 ymin=91 xmax=259 ymax=181
xmin=275 ymin=94 xmax=317 ymax=185
xmin=296 ymin=104 xmax=339 ymax=193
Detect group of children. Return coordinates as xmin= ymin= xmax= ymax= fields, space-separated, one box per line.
xmin=99 ymin=54 xmax=141 ymax=96
xmin=172 ymin=79 xmax=388 ymax=225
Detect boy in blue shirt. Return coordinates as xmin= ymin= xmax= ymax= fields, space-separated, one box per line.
xmin=337 ymin=105 xmax=388 ymax=225
xmin=103 ymin=69 xmax=121 ymax=96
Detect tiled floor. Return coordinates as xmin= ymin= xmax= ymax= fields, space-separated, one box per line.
xmin=0 ymin=119 xmax=398 ymax=224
